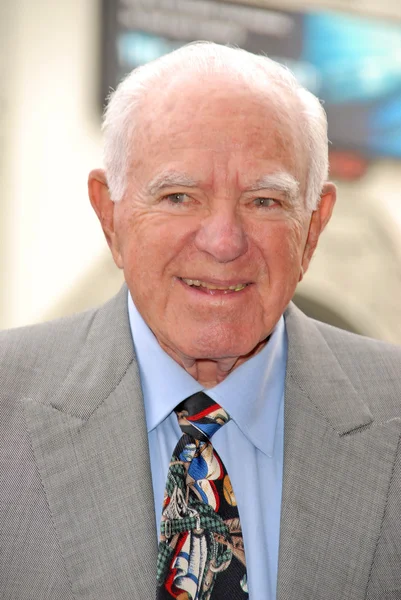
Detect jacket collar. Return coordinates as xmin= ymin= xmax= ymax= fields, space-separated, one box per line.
xmin=284 ymin=302 xmax=373 ymax=435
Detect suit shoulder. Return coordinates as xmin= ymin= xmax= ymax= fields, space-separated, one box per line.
xmin=286 ymin=303 xmax=401 ymax=366
xmin=312 ymin=319 xmax=401 ymax=412
xmin=0 ymin=306 xmax=99 ymax=399
xmin=313 ymin=318 xmax=401 ymax=362
xmin=0 ymin=306 xmax=98 ymax=357
xmin=286 ymin=310 xmax=401 ymax=419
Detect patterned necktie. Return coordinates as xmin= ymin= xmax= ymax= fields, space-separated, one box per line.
xmin=156 ymin=392 xmax=248 ymax=599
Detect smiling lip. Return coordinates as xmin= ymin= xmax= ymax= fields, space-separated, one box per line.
xmin=178 ymin=277 xmax=252 ymax=293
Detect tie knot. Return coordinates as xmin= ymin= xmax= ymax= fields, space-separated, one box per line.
xmin=175 ymin=391 xmax=230 ymax=441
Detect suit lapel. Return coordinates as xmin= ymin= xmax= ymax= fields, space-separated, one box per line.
xmin=23 ymin=287 xmax=157 ymax=600
xmin=278 ymin=304 xmax=401 ymax=600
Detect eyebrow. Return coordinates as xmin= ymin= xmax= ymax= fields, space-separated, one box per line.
xmin=146 ymin=169 xmax=300 ymax=203
xmin=246 ymin=172 xmax=300 ymax=203
xmin=147 ymin=170 xmax=199 ymax=196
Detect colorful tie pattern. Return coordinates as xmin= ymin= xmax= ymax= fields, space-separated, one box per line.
xmin=156 ymin=392 xmax=248 ymax=599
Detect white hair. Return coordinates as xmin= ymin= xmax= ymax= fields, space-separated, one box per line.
xmin=102 ymin=41 xmax=328 ymax=210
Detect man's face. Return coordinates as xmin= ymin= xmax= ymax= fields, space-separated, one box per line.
xmin=92 ymin=77 xmax=334 ymax=363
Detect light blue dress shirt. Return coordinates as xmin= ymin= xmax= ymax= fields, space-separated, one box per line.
xmin=128 ymin=293 xmax=287 ymax=600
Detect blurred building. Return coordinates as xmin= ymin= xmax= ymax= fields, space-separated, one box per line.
xmin=1 ymin=0 xmax=401 ymax=343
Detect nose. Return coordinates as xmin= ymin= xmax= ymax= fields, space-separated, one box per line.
xmin=194 ymin=205 xmax=248 ymax=263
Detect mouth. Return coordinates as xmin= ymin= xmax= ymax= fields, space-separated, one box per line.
xmin=179 ymin=277 xmax=251 ymax=294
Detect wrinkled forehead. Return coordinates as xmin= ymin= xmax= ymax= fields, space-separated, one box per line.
xmin=133 ymin=70 xmax=308 ymax=186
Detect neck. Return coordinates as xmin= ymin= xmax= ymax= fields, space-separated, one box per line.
xmin=159 ymin=339 xmax=268 ymax=387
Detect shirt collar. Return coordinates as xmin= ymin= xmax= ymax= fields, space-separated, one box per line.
xmin=128 ymin=292 xmax=287 ymax=457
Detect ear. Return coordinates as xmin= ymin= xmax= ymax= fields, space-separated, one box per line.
xmin=88 ymin=168 xmax=123 ymax=268
xmin=300 ymin=182 xmax=336 ymax=278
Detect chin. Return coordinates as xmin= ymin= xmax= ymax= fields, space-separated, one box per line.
xmin=176 ymin=323 xmax=263 ymax=361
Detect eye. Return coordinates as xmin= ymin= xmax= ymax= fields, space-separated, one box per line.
xmin=163 ymin=193 xmax=190 ymax=205
xmin=253 ymin=197 xmax=278 ymax=208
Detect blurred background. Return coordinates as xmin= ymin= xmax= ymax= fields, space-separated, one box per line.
xmin=1 ymin=0 xmax=401 ymax=341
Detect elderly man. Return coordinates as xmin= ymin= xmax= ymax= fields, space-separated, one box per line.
xmin=1 ymin=42 xmax=401 ymax=600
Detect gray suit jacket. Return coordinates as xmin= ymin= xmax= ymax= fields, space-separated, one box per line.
xmin=1 ymin=286 xmax=401 ymax=600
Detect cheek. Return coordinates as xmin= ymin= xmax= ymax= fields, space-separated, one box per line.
xmin=117 ymin=213 xmax=195 ymax=285
xmin=255 ymin=218 xmax=306 ymax=272
xmin=283 ymin=220 xmax=306 ymax=264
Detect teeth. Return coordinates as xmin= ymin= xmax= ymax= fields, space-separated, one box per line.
xmin=181 ymin=278 xmax=247 ymax=291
